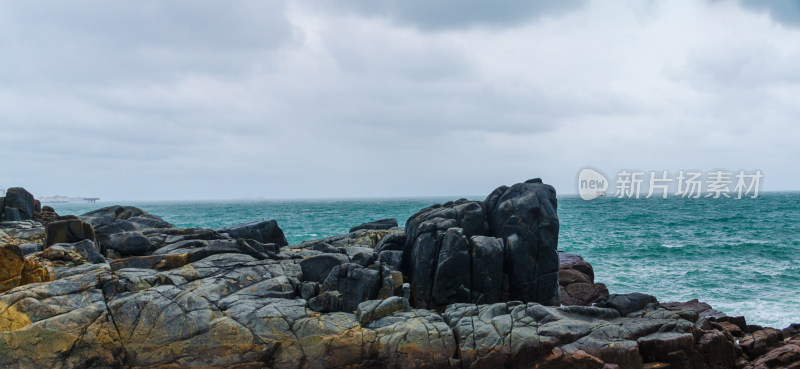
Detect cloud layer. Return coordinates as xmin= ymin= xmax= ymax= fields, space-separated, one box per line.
xmin=1 ymin=0 xmax=799 ymax=200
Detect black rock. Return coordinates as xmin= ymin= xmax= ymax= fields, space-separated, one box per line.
xmin=349 ymin=218 xmax=398 ymax=233
xmin=598 ymin=293 xmax=659 ymax=316
xmin=377 ymin=250 xmax=403 ymax=270
xmin=431 ymin=228 xmax=472 ymax=307
xmin=308 ymin=291 xmax=342 ymax=313
xmin=402 ymin=199 xmax=488 ymax=309
xmin=45 ymin=219 xmax=97 ymax=246
xmin=2 ymin=207 xmax=21 ymax=221
xmin=99 ymin=231 xmax=152 ymax=257
xmin=374 ymin=232 xmax=406 ymax=253
xmin=95 ymin=219 xmax=138 ymax=235
xmin=484 ymin=180 xmax=560 ymax=305
xmin=470 ymin=235 xmax=505 ymax=304
xmin=49 ymin=239 xmax=105 ymax=264
xmin=300 ymin=253 xmax=350 ymax=283
xmin=3 ymin=187 xmax=35 ymax=220
xmin=19 ymin=243 xmax=43 ymax=256
xmin=217 ymin=219 xmax=288 ymax=246
xmin=322 ymin=263 xmax=380 ymax=312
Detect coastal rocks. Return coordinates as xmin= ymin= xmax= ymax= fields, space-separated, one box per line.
xmin=598 ymin=293 xmax=659 ymax=316
xmin=98 ymin=231 xmax=151 ymax=257
xmin=661 ymin=299 xmax=729 ymax=319
xmin=0 ymin=187 xmax=35 ymax=221
xmin=349 ymin=218 xmax=398 ymax=233
xmin=0 ymin=266 xmax=123 ymax=368
xmin=44 ymin=219 xmax=96 ymax=246
xmin=442 ymin=301 xmax=737 ymax=369
xmin=402 ymin=178 xmax=560 ymax=309
xmin=402 ymin=198 xmax=489 ymax=309
xmin=217 ymin=219 xmax=288 ymax=246
xmin=0 ymin=245 xmax=51 ymax=293
xmin=41 ymin=239 xmax=105 ymax=266
xmin=321 ymin=262 xmax=381 ymax=312
xmin=300 ymin=253 xmax=350 ymax=282
xmin=82 ymin=205 xmax=174 ymax=230
xmin=484 ymin=178 xmax=560 ymax=305
xmin=293 ymin=228 xmax=401 ymax=251
xmin=355 ymin=296 xmax=412 ymax=325
xmin=558 ymin=252 xmax=609 ymax=306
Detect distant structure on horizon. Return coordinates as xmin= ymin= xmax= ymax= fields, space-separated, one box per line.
xmin=40 ymin=195 xmax=100 ymax=203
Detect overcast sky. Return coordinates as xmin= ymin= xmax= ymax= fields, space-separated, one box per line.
xmin=2 ymin=0 xmax=799 ymax=200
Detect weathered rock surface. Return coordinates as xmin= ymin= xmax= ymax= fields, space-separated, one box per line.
xmin=217 ymin=219 xmax=288 ymax=246
xmin=2 ymin=182 xmax=797 ymax=368
xmin=484 ymin=178 xmax=560 ymax=306
xmin=45 ymin=219 xmax=96 ymax=246
xmin=349 ymin=218 xmax=398 ymax=233
xmin=0 ymin=244 xmax=51 ymax=293
xmin=403 ymin=178 xmax=560 ymax=309
xmin=558 ymin=250 xmax=610 ymax=306
xmin=1 ymin=187 xmax=35 ymax=221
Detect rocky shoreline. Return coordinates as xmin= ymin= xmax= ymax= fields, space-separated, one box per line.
xmin=1 ymin=181 xmax=798 ymax=369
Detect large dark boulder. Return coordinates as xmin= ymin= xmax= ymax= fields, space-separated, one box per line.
xmin=47 ymin=239 xmax=105 ymax=264
xmin=402 ymin=199 xmax=488 ymax=309
xmin=598 ymin=293 xmax=658 ymax=316
xmin=484 ymin=178 xmax=560 ymax=305
xmin=99 ymin=231 xmax=151 ymax=257
xmin=2 ymin=187 xmax=35 ymax=220
xmin=217 ymin=219 xmax=288 ymax=246
xmin=299 ymin=253 xmax=350 ymax=283
xmin=82 ymin=205 xmax=174 ymax=230
xmin=431 ymin=228 xmax=472 ymax=307
xmin=402 ymin=178 xmax=560 ymax=309
xmin=321 ymin=263 xmax=380 ymax=312
xmin=470 ymin=235 xmax=505 ymax=304
xmin=45 ymin=219 xmax=96 ymax=246
xmin=349 ymin=218 xmax=398 ymax=233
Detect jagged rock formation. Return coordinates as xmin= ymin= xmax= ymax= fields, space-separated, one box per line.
xmin=402 ymin=178 xmax=560 ymax=309
xmin=1 ymin=184 xmax=798 ymax=368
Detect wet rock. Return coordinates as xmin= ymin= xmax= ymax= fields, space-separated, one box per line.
xmin=18 ymin=243 xmax=42 ymax=256
xmin=559 ymin=251 xmax=609 ymax=306
xmin=661 ymin=298 xmax=728 ymax=319
xmin=217 ymin=219 xmax=288 ymax=246
xmin=356 ymin=296 xmax=412 ymax=326
xmin=374 ymin=232 xmax=406 ymax=253
xmin=322 ymin=263 xmax=380 ymax=312
xmin=431 ymin=228 xmax=472 ymax=307
xmin=2 ymin=187 xmax=35 ymax=220
xmin=293 ymin=228 xmax=401 ymax=251
xmin=308 ymin=290 xmax=343 ymax=313
xmin=47 ymin=239 xmax=104 ymax=264
xmin=470 ymin=235 xmax=504 ymax=304
xmin=44 ymin=219 xmax=96 ymax=246
xmin=99 ymin=231 xmax=151 ymax=256
xmin=300 ymin=253 xmax=349 ymax=282
xmin=484 ymin=178 xmax=560 ymax=306
xmin=598 ymin=293 xmax=658 ymax=316
xmin=743 ymin=343 xmax=800 ymax=369
xmin=349 ymin=218 xmax=398 ymax=233
xmin=402 ymin=198 xmax=488 ymax=308
xmin=94 ymin=219 xmax=137 ymax=235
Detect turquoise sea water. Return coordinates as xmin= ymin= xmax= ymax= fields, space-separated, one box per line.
xmin=51 ymin=193 xmax=800 ymax=329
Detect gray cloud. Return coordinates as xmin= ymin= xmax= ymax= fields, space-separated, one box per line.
xmin=310 ymin=0 xmax=588 ymax=31
xmin=1 ymin=0 xmax=799 ymax=200
xmin=737 ymin=0 xmax=800 ymax=27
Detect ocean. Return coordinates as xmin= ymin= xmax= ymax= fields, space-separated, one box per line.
xmin=50 ymin=193 xmax=800 ymax=329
